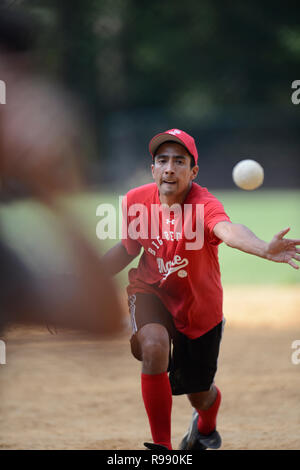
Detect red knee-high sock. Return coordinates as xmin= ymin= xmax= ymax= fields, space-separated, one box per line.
xmin=141 ymin=372 xmax=172 ymax=450
xmin=196 ymin=386 xmax=221 ymax=435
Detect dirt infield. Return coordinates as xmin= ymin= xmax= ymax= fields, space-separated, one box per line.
xmin=0 ymin=285 xmax=299 ymax=450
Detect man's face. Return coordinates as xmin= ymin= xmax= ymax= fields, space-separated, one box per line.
xmin=151 ymin=142 xmax=199 ymax=201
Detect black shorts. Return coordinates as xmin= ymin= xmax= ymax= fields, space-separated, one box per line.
xmin=128 ymin=293 xmax=224 ymax=395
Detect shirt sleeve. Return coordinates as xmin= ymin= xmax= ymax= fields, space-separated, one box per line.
xmin=121 ymin=194 xmax=142 ymax=256
xmin=204 ymin=197 xmax=231 ymax=246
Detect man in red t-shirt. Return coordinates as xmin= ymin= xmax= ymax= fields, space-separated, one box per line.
xmin=102 ymin=129 xmax=300 ymax=450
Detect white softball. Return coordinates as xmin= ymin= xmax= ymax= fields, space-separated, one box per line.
xmin=232 ymin=159 xmax=264 ymax=190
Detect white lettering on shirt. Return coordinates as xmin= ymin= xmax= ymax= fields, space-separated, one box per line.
xmin=157 ymin=255 xmax=189 ymax=280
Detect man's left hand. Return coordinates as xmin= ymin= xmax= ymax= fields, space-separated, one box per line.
xmin=266 ymin=227 xmax=300 ymax=269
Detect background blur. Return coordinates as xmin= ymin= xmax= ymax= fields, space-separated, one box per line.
xmin=3 ymin=0 xmax=299 ymax=189
xmin=0 ymin=0 xmax=299 ymax=285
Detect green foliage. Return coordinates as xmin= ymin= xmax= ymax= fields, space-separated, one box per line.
xmin=25 ymin=0 xmax=300 ymax=115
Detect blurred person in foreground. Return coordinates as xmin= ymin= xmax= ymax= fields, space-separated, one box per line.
xmin=0 ymin=7 xmax=124 ymax=336
xmin=102 ymin=129 xmax=300 ymax=450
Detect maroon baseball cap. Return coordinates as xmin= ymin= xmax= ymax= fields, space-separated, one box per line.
xmin=149 ymin=128 xmax=199 ymax=164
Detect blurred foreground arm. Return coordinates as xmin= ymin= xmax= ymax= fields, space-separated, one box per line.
xmin=0 ymin=7 xmax=126 ymax=336
xmin=214 ymin=222 xmax=300 ymax=270
xmin=101 ymin=242 xmax=138 ymax=276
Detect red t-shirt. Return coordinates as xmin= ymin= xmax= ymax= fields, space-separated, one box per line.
xmin=122 ymin=182 xmax=231 ymax=339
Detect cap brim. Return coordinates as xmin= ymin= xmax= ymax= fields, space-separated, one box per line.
xmin=149 ymin=133 xmax=190 ymax=157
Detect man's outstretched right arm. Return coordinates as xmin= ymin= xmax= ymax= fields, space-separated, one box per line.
xmin=101 ymin=242 xmax=138 ymax=276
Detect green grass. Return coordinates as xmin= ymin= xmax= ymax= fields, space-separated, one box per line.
xmin=214 ymin=189 xmax=300 ymax=284
xmin=0 ymin=189 xmax=299 ymax=285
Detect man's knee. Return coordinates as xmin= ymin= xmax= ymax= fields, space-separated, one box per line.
xmin=136 ymin=323 xmax=170 ymax=373
xmin=142 ymin=337 xmax=168 ymax=361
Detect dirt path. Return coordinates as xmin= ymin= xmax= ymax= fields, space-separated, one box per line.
xmin=0 ymin=286 xmax=299 ymax=450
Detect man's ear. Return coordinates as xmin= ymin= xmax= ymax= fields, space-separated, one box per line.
xmin=151 ymin=163 xmax=155 ymax=179
xmin=191 ymin=165 xmax=199 ymax=180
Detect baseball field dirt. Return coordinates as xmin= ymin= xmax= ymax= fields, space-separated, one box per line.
xmin=0 ymin=285 xmax=299 ymax=450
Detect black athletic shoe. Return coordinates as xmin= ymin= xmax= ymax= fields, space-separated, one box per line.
xmin=179 ymin=410 xmax=222 ymax=450
xmin=144 ymin=442 xmax=170 ymax=451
